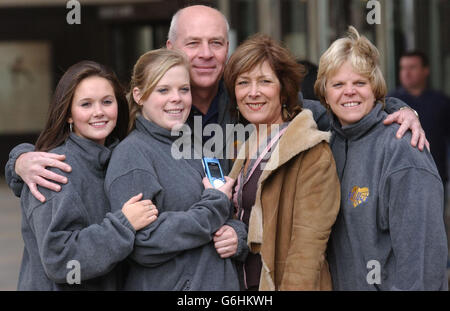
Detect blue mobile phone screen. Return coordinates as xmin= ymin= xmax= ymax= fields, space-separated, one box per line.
xmin=202 ymin=158 xmax=225 ymax=188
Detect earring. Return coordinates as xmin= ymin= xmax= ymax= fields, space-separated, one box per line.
xmin=69 ymin=123 xmax=73 ymax=132
xmin=282 ymin=103 xmax=291 ymax=120
xmin=236 ymin=106 xmax=240 ymax=121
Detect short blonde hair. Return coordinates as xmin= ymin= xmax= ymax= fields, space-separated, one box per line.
xmin=314 ymin=26 xmax=387 ymax=107
xmin=127 ymin=48 xmax=190 ymax=132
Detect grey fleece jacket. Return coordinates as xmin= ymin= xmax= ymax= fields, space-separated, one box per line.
xmin=17 ymin=133 xmax=136 ymax=290
xmin=104 ymin=116 xmax=242 ymax=291
xmin=327 ymin=103 xmax=448 ymax=291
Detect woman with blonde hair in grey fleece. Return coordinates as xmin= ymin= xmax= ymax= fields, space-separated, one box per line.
xmin=315 ymin=26 xmax=448 ymax=291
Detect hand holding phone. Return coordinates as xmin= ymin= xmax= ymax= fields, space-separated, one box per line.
xmin=202 ymin=176 xmax=234 ymax=200
xmin=202 ymin=157 xmax=226 ymax=188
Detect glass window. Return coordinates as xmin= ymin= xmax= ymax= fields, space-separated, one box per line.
xmin=280 ymin=0 xmax=309 ymax=60
xmin=110 ymin=23 xmax=169 ymax=83
xmin=230 ymin=0 xmax=258 ymax=44
xmin=328 ymin=0 xmax=376 ymax=43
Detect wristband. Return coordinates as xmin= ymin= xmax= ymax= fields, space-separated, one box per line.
xmin=399 ymin=106 xmax=419 ymax=118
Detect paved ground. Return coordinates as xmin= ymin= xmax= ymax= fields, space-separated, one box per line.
xmin=0 ymin=178 xmax=449 ymax=290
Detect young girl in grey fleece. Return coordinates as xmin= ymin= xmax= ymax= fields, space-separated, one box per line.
xmin=315 ymin=27 xmax=448 ymax=290
xmin=104 ymin=49 xmax=245 ymax=291
xmin=16 ymin=61 xmax=158 ymax=290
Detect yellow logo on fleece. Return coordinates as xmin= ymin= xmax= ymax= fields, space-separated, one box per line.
xmin=349 ymin=186 xmax=370 ymax=208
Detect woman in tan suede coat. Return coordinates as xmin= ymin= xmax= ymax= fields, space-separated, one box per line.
xmin=224 ymin=34 xmax=341 ymax=291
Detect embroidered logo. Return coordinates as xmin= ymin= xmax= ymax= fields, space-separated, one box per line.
xmin=349 ymin=186 xmax=370 ymax=207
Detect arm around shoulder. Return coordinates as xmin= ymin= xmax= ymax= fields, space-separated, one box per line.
xmin=5 ymin=143 xmax=34 ymax=197
xmin=384 ymin=97 xmax=410 ymax=113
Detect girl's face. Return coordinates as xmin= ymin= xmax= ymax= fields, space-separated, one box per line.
xmin=69 ymin=76 xmax=118 ymax=145
xmin=134 ymin=65 xmax=192 ymax=131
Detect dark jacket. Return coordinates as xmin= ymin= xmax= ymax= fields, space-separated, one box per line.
xmin=388 ymin=87 xmax=450 ymax=182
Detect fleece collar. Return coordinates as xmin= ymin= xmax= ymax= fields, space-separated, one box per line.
xmin=67 ymin=133 xmax=117 ymax=172
xmin=230 ymin=109 xmax=331 ymax=181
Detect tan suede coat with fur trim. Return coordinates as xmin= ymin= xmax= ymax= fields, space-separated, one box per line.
xmin=229 ymin=109 xmax=340 ymax=290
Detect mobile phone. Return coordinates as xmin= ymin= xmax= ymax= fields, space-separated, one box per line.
xmin=202 ymin=157 xmax=226 ymax=188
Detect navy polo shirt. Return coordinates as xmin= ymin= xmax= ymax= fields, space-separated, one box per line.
xmin=188 ymin=86 xmax=221 ymax=145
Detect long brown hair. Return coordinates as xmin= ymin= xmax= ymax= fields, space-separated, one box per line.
xmin=35 ymin=61 xmax=129 ymax=151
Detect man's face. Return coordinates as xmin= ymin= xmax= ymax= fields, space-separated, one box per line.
xmin=399 ymin=56 xmax=429 ymax=90
xmin=167 ymin=7 xmax=229 ymax=90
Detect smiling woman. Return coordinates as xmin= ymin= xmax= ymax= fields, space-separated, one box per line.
xmin=315 ymin=26 xmax=448 ymax=291
xmin=69 ymin=76 xmax=118 ymax=145
xmin=103 ymin=48 xmax=243 ymax=291
xmin=324 ymin=61 xmax=376 ymax=126
xmin=132 ymin=64 xmax=191 ymax=131
xmin=234 ymin=61 xmax=283 ymax=128
xmin=224 ymin=34 xmax=340 ymax=291
xmin=16 ymin=61 xmax=158 ymax=290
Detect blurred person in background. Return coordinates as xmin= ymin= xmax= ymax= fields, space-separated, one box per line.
xmin=389 ymin=51 xmax=450 ymax=193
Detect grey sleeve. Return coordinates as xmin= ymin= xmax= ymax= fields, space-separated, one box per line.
xmin=383 ymin=168 xmax=448 ymax=290
xmin=384 ymin=97 xmax=409 ymax=113
xmin=5 ymin=143 xmax=34 ymax=197
xmin=27 ymin=191 xmax=135 ymax=284
xmin=132 ymin=189 xmax=231 ymax=267
xmin=225 ymin=218 xmax=249 ymax=262
xmin=106 ymin=169 xmax=232 ymax=268
xmin=302 ymin=99 xmax=331 ymax=131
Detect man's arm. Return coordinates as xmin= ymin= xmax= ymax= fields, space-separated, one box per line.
xmin=5 ymin=143 xmax=34 ymax=197
xmin=383 ymin=97 xmax=429 ymax=151
xmin=302 ymin=96 xmax=428 ymax=151
xmin=302 ymin=99 xmax=330 ymax=131
xmin=5 ymin=143 xmax=71 ymax=202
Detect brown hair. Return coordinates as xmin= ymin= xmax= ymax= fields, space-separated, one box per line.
xmin=35 ymin=61 xmax=129 ymax=151
xmin=224 ymin=33 xmax=305 ymax=123
xmin=127 ymin=48 xmax=190 ymax=132
xmin=314 ymin=26 xmax=387 ymax=108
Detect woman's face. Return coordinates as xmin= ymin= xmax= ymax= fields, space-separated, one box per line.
xmin=135 ymin=65 xmax=192 ymax=131
xmin=325 ymin=61 xmax=376 ymax=127
xmin=69 ymin=76 xmax=118 ymax=145
xmin=234 ymin=61 xmax=283 ymax=127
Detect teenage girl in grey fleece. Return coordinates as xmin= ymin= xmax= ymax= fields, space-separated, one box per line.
xmin=17 ymin=61 xmax=158 ymax=290
xmin=104 ymin=49 xmax=244 ymax=290
xmin=314 ymin=27 xmax=448 ymax=290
